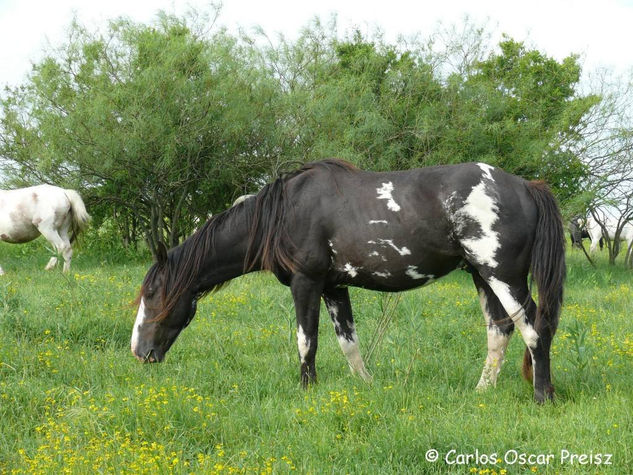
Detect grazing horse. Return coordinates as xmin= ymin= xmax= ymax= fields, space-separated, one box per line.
xmin=131 ymin=160 xmax=565 ymax=403
xmin=0 ymin=185 xmax=90 ymax=274
xmin=586 ymin=209 xmax=633 ymax=259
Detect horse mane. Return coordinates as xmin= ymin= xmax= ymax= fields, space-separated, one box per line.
xmin=141 ymin=158 xmax=357 ymax=322
xmin=138 ymin=209 xmax=239 ymax=321
xmin=244 ymin=158 xmax=357 ymax=273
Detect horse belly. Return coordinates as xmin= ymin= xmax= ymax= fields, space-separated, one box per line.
xmin=0 ymin=218 xmax=39 ymax=243
xmin=327 ymin=237 xmax=461 ymax=291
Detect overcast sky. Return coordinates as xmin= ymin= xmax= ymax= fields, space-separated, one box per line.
xmin=1 ymin=0 xmax=632 ymax=88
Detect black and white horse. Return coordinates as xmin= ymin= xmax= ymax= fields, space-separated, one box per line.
xmin=131 ymin=160 xmax=565 ymax=403
xmin=0 ymin=184 xmax=90 ymax=274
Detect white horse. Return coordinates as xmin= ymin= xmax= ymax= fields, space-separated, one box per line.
xmin=0 ymin=185 xmax=91 ymax=274
xmin=232 ymin=194 xmax=255 ymax=206
xmin=586 ymin=209 xmax=633 ymax=259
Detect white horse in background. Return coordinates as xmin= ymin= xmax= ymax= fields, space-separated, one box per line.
xmin=586 ymin=208 xmax=633 ymax=259
xmin=0 ymin=185 xmax=91 ymax=274
xmin=232 ymin=194 xmax=255 ymax=206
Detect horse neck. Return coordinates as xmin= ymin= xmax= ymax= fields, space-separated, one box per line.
xmin=189 ymin=204 xmax=254 ymax=294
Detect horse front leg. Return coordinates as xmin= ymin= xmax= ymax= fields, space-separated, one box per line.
xmin=323 ymin=287 xmax=372 ymax=382
xmin=290 ymin=273 xmax=324 ymax=387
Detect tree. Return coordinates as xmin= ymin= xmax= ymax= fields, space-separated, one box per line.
xmin=572 ymin=71 xmax=633 ymax=266
xmin=1 ymin=12 xmax=281 ymax=256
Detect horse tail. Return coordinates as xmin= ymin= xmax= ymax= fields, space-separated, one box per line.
xmin=64 ymin=189 xmax=91 ymax=242
xmin=522 ymin=181 xmax=566 ymax=381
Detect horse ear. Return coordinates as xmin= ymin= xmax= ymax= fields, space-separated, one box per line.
xmin=156 ymin=241 xmax=168 ymax=264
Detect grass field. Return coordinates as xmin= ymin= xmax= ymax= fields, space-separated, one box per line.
xmin=0 ymin=239 xmax=631 ymax=474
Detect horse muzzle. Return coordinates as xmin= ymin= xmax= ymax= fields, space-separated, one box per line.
xmin=131 ymin=347 xmax=165 ymax=363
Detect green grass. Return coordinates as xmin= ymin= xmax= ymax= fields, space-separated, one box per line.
xmin=1 ymin=239 xmax=631 ymax=473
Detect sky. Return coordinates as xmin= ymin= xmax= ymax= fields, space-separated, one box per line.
xmin=1 ymin=0 xmax=633 ymax=89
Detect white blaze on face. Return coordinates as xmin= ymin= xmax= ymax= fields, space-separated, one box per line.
xmin=458 ymin=182 xmax=500 ymax=268
xmin=297 ymin=325 xmax=310 ymax=363
xmin=376 ymin=182 xmax=401 ymax=212
xmin=368 ymin=220 xmax=388 ymax=224
xmin=131 ymin=298 xmax=147 ymax=353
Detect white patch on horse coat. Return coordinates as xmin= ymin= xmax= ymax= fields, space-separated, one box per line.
xmin=328 ymin=240 xmax=338 ymax=254
xmin=343 ymin=263 xmax=358 ymax=277
xmin=476 ymin=289 xmax=511 ymax=390
xmin=376 ymin=182 xmax=401 ymax=212
xmin=325 ymin=301 xmax=339 ymax=320
xmin=131 ymin=298 xmax=146 ymax=354
xmin=372 ymin=270 xmax=391 ymax=278
xmin=368 ymin=251 xmax=380 ymax=257
xmin=368 ymin=220 xmax=388 ymax=224
xmin=477 ymin=163 xmax=495 ymax=181
xmin=405 ymin=265 xmax=433 ymax=281
xmin=337 ymin=331 xmax=372 ymax=382
xmin=458 ymin=181 xmax=500 ymax=268
xmin=369 ymin=238 xmax=411 ymax=256
xmin=297 ymin=325 xmax=310 ymax=364
xmin=487 ymin=277 xmax=538 ymax=349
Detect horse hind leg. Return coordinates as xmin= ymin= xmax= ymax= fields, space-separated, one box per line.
xmin=485 ymin=275 xmax=554 ymax=403
xmin=472 ymin=273 xmax=514 ymax=390
xmin=45 ymin=256 xmax=58 ymax=271
xmin=323 ymin=287 xmax=372 ymax=382
xmin=37 ymin=222 xmax=73 ymax=273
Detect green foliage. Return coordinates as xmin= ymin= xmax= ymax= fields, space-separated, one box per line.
xmin=0 ymin=245 xmax=631 ymax=472
xmin=1 ymin=12 xmax=600 ymax=252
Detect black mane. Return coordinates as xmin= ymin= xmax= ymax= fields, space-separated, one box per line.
xmin=142 ymin=159 xmax=357 ymax=321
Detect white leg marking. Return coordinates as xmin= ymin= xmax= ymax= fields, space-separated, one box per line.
xmin=297 ymin=325 xmax=310 ymax=364
xmin=131 ymin=298 xmax=146 ymax=353
xmin=337 ymin=331 xmax=372 ymax=382
xmin=487 ymin=277 xmax=538 ymax=349
xmin=458 ymin=182 xmax=500 ymax=268
xmin=376 ymin=182 xmax=401 ymax=212
xmin=45 ymin=256 xmax=58 ymax=270
xmin=476 ymin=290 xmax=510 ymax=390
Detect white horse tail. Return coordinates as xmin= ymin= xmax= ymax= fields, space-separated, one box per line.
xmin=64 ymin=189 xmax=91 ymax=242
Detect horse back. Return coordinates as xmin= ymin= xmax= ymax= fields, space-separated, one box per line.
xmin=282 ymin=161 xmax=538 ymax=289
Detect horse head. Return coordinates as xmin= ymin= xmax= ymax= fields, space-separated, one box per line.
xmin=131 ymin=242 xmax=198 ymax=363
